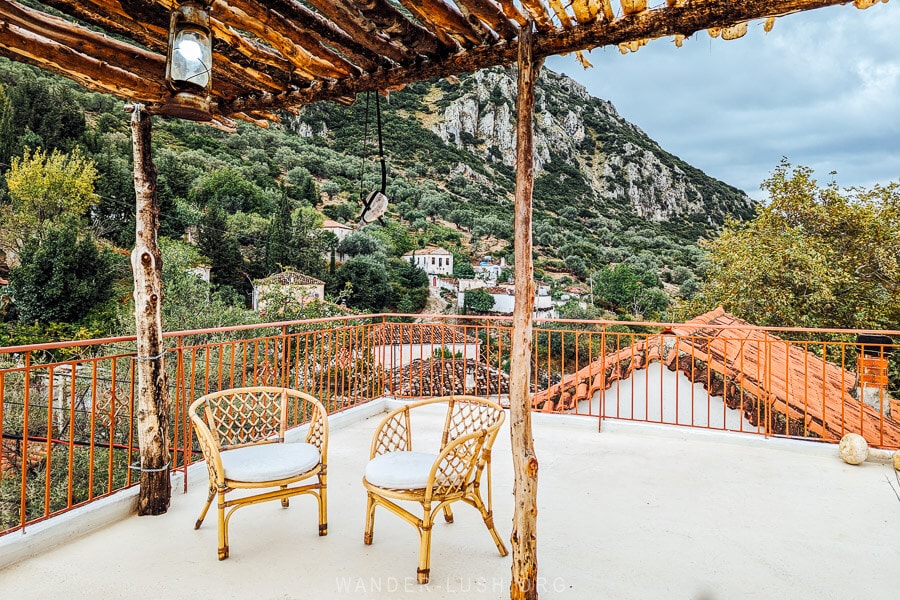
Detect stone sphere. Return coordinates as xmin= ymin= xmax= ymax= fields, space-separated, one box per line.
xmin=839 ymin=434 xmax=868 ymax=465
xmin=893 ymin=450 xmax=900 ymax=472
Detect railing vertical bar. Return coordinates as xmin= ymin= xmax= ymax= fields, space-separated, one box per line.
xmin=127 ymin=356 xmax=136 ymax=489
xmin=66 ymin=362 xmax=77 ymax=508
xmin=19 ymin=352 xmax=31 ymax=531
xmin=44 ymin=365 xmax=54 ymax=517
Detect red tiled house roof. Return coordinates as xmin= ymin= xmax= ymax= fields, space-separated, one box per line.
xmin=533 ymin=307 xmax=900 ymax=448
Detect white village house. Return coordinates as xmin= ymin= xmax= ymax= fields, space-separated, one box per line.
xmin=458 ymin=282 xmax=554 ymax=315
xmin=252 ymin=271 xmax=325 ymax=311
xmin=403 ymin=246 xmax=453 ymax=277
xmin=321 ymin=218 xmax=354 ymax=263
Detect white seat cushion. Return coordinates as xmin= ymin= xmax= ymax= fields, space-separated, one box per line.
xmin=364 ymin=451 xmax=439 ymax=490
xmin=220 ymin=442 xmax=320 ymax=483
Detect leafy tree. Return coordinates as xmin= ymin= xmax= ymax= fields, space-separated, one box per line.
xmin=156 ymin=148 xmax=203 ymax=237
xmin=337 ymin=230 xmax=386 ymax=258
xmin=6 ymin=78 xmax=85 ymax=154
xmin=464 ymin=288 xmax=495 ymax=313
xmin=321 ymin=180 xmax=341 ymax=200
xmin=198 ymin=204 xmax=246 ymax=294
xmin=678 ymin=277 xmax=700 ymax=300
xmin=265 ymin=191 xmax=293 ymax=272
xmin=289 ymin=206 xmax=328 ymax=279
xmin=453 ymin=259 xmax=475 ymax=279
xmin=323 ymin=201 xmax=357 ymax=223
xmin=419 ymin=190 xmax=451 ymax=221
xmin=391 ymin=257 xmax=429 ymax=313
xmin=189 ymin=167 xmax=267 ymax=213
xmin=689 ymin=161 xmax=900 ymax=328
xmin=564 ymin=255 xmax=587 ymax=278
xmin=369 ymin=221 xmax=414 ymax=257
xmin=670 ymin=265 xmax=694 ymax=285
xmin=286 ymin=167 xmax=320 ymax=206
xmin=448 ymin=208 xmax=475 ymax=231
xmin=8 ymin=220 xmax=114 ymax=323
xmin=592 ymin=263 xmax=659 ymax=310
xmin=0 ymin=84 xmax=14 ymax=169
xmin=89 ymin=146 xmax=135 ymax=247
xmin=330 ymin=255 xmax=392 ymax=311
xmin=1 ymin=148 xmax=98 ymax=255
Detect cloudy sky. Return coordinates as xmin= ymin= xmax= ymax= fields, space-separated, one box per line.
xmin=546 ymin=3 xmax=900 ymax=200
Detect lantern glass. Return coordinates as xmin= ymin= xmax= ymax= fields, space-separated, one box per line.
xmin=170 ymin=28 xmax=211 ymax=89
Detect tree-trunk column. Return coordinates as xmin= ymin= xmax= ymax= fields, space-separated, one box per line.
xmin=130 ymin=104 xmax=171 ymax=515
xmin=509 ymin=21 xmax=542 ymax=600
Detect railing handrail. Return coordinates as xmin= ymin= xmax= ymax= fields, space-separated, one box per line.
xmin=3 ymin=312 xmax=897 ymax=355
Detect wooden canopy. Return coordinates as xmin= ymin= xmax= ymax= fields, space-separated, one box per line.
xmin=2 ymin=1 xmax=890 ymax=597
xmin=0 ymin=0 xmax=875 ymax=128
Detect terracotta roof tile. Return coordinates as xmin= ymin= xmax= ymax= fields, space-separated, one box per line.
xmin=533 ymin=308 xmax=900 ymax=448
xmin=255 ymin=271 xmax=324 ymax=286
xmin=370 ymin=323 xmax=479 ymax=345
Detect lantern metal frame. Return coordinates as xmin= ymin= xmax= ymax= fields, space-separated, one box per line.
xmin=160 ymin=1 xmax=213 ymax=121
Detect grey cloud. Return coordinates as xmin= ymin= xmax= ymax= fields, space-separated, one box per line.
xmin=546 ymin=3 xmax=900 ymax=200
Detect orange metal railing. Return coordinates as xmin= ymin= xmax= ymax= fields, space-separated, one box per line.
xmin=1 ymin=313 xmax=897 ymax=535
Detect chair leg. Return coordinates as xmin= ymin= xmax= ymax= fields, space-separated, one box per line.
xmin=417 ymin=509 xmax=434 ymax=584
xmin=363 ymin=492 xmax=376 ymax=545
xmin=195 ymin=487 xmax=215 ymax=530
xmin=442 ymin=505 xmax=454 ymax=523
xmin=280 ymin=485 xmax=289 ymax=508
xmin=217 ymin=489 xmax=229 ymax=560
xmin=471 ymin=491 xmax=508 ymax=556
xmin=317 ymin=474 xmax=328 ymax=536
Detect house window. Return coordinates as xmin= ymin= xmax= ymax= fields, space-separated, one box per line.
xmin=431 ymin=257 xmax=435 ymax=265
xmin=438 ymin=258 xmax=443 ymax=267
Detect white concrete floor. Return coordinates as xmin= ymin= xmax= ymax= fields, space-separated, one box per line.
xmin=1 ymin=401 xmax=898 ymax=599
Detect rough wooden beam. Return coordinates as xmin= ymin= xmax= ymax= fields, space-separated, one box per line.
xmin=223 ymin=0 xmax=857 ymax=113
xmin=129 ymin=105 xmax=171 ymax=516
xmin=509 ymin=20 xmax=541 ymax=600
xmin=40 ymin=0 xmax=289 ymax=93
xmin=267 ymin=0 xmax=390 ymax=70
xmin=0 ymin=20 xmax=166 ymax=102
xmin=302 ymin=0 xmax=417 ymax=63
xmin=570 ymin=0 xmax=602 ymax=24
xmin=304 ymin=0 xmax=447 ymax=58
xmin=547 ymin=0 xmax=575 ymax=28
xmin=40 ymin=0 xmax=167 ymax=50
xmin=519 ymin=0 xmax=556 ymax=31
xmin=210 ymin=0 xmax=357 ymax=79
xmin=0 ymin=0 xmax=163 ymax=80
xmin=454 ymin=0 xmax=520 ymax=39
xmin=397 ymin=0 xmax=487 ymax=47
xmin=497 ymin=0 xmax=530 ymax=26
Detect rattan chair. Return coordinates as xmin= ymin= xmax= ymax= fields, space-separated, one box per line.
xmin=189 ymin=386 xmax=328 ymax=559
xmin=362 ymin=395 xmax=508 ymax=584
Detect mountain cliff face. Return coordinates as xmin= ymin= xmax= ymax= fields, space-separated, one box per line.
xmin=424 ymin=68 xmax=753 ymax=225
xmin=288 ymin=66 xmax=755 ymax=279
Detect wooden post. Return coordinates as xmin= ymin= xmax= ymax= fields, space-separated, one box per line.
xmin=509 ymin=21 xmax=542 ymax=600
xmin=129 ymin=104 xmax=171 ymax=515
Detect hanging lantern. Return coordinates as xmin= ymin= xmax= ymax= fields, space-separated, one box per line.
xmin=160 ymin=1 xmax=213 ymax=121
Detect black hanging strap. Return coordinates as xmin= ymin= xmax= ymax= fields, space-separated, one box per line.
xmin=375 ymin=91 xmax=386 ymax=195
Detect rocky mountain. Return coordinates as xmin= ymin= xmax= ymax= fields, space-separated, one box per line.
xmin=0 ymin=56 xmax=755 ymax=297
xmin=429 ymin=68 xmax=753 ymax=225
xmin=289 ymin=66 xmax=754 ymax=280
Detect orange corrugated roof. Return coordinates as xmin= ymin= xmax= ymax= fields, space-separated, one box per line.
xmin=533 ymin=308 xmax=900 ymax=448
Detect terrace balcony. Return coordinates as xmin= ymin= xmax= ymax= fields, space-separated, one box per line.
xmin=1 ymin=311 xmax=898 ymax=598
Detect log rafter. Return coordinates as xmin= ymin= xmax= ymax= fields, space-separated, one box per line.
xmin=38 ymin=0 xmax=291 ymax=93
xmin=0 ymin=0 xmax=882 ymax=121
xmin=222 ymin=0 xmax=864 ymax=114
